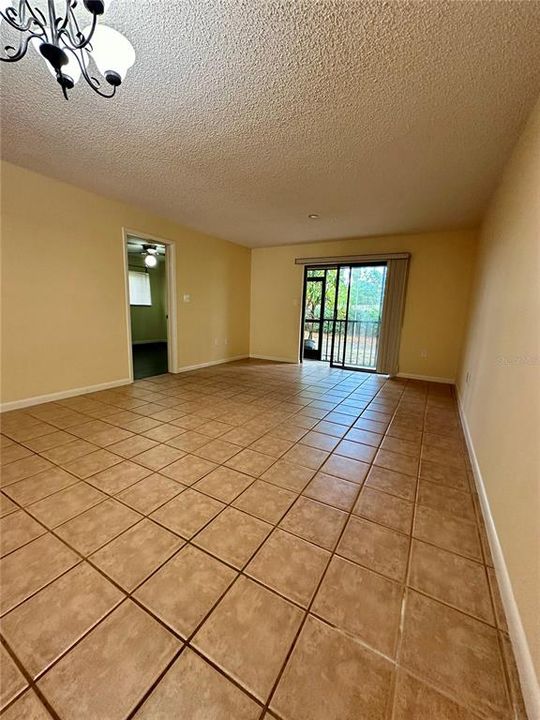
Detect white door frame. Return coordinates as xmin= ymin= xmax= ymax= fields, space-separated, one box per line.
xmin=122 ymin=227 xmax=178 ymax=381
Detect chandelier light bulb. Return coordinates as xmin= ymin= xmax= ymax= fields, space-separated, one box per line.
xmin=144 ymin=254 xmax=158 ymax=268
xmin=83 ymin=23 xmax=135 ymax=85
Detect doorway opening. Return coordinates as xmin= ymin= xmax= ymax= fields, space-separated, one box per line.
xmin=126 ymin=237 xmax=169 ymax=380
xmin=301 ymin=263 xmax=387 ymax=371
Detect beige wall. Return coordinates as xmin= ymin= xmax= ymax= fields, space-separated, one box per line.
xmin=0 ymin=161 xmax=251 ymax=405
xmin=250 ymin=231 xmax=477 ymax=380
xmin=457 ymin=99 xmax=540 ymax=688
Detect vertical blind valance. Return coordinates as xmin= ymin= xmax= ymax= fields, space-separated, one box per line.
xmin=294 ymin=253 xmax=409 ymax=266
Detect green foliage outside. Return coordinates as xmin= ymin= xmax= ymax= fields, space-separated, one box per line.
xmin=305 ymin=266 xmax=386 ymax=323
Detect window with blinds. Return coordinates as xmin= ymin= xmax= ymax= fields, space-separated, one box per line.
xmin=128 ymin=271 xmax=152 ymax=306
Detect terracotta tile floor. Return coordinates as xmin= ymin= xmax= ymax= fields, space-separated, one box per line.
xmin=0 ymin=360 xmax=527 ymax=719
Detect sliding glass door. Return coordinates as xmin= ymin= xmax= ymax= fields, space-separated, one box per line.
xmin=329 ymin=263 xmax=387 ymax=371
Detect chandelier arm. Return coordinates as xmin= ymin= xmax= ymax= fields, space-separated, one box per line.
xmin=1 ymin=3 xmax=41 ymax=32
xmin=46 ymin=0 xmax=58 ymax=44
xmin=1 ymin=29 xmax=47 ymax=62
xmin=17 ymin=0 xmax=28 ymax=21
xmin=71 ymin=48 xmax=117 ymax=98
xmin=56 ymin=0 xmax=74 ymax=34
xmin=23 ymin=1 xmax=48 ymax=31
xmin=60 ymin=11 xmax=81 ymax=47
xmin=60 ymin=11 xmax=96 ymax=50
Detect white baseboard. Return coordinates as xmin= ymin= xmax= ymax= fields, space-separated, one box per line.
xmin=397 ymin=372 xmax=455 ymax=384
xmin=0 ymin=378 xmax=132 ymax=413
xmin=132 ymin=339 xmax=167 ymax=345
xmin=457 ymin=391 xmax=539 ymax=720
xmin=174 ymin=355 xmax=249 ymax=373
xmin=249 ymin=354 xmax=298 ymax=364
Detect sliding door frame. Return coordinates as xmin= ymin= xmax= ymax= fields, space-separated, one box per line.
xmin=301 ymin=271 xmax=328 ymax=361
xmin=122 ymin=227 xmax=178 ymax=382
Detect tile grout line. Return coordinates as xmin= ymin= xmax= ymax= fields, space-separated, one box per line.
xmin=0 ymin=633 xmax=63 ymax=720
xmin=255 ymin=380 xmax=410 ymax=720
xmin=388 ymin=383 xmax=430 ymax=720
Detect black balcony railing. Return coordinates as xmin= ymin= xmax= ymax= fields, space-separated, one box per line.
xmin=304 ymin=318 xmax=381 ymax=369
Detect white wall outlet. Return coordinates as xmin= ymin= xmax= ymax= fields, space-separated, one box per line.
xmin=183 ymin=293 xmax=191 ymax=303
xmin=420 ymin=349 xmax=428 ymax=359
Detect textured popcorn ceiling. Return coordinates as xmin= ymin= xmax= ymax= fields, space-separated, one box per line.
xmin=1 ymin=1 xmax=540 ymax=248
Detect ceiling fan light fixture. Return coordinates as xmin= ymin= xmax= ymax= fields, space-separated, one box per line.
xmin=144 ymin=254 xmax=158 ymax=268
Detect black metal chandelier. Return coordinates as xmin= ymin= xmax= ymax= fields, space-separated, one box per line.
xmin=0 ymin=0 xmax=135 ymax=99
